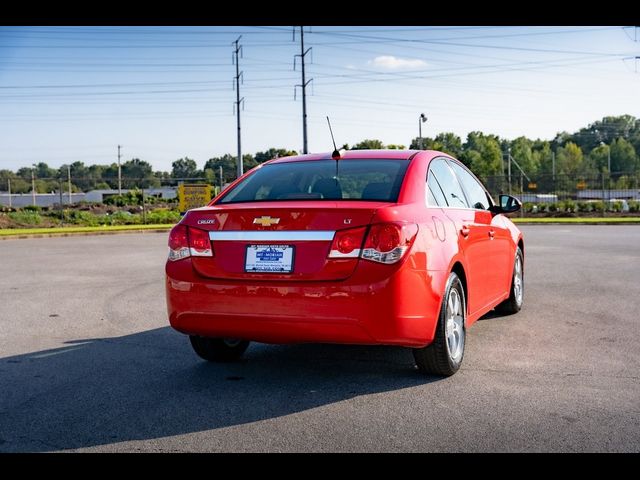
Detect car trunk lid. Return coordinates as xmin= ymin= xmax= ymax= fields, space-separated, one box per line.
xmin=183 ymin=201 xmax=386 ymax=281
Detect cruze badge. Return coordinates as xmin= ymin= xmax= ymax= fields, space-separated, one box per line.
xmin=253 ymin=216 xmax=280 ymax=227
xmin=197 ymin=219 xmax=215 ymax=225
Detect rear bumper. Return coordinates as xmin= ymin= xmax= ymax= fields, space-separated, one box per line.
xmin=166 ymin=259 xmax=446 ymax=348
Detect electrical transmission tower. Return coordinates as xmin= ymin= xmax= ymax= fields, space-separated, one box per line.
xmin=233 ymin=36 xmax=244 ymax=178
xmin=294 ymin=26 xmax=313 ymax=154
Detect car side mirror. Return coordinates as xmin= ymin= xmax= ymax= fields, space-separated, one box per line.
xmin=490 ymin=194 xmax=521 ymax=215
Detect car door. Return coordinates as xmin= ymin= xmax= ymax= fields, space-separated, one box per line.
xmin=447 ymin=159 xmax=512 ymax=305
xmin=428 ymin=158 xmax=493 ymax=317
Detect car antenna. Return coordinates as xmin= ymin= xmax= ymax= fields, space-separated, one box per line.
xmin=326 ymin=116 xmax=344 ymax=182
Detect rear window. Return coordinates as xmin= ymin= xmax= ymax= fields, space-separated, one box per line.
xmin=217 ymin=159 xmax=409 ymax=204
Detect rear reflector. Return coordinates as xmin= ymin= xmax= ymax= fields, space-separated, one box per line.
xmin=168 ymin=224 xmax=213 ymax=261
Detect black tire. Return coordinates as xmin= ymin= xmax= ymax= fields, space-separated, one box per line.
xmin=496 ymin=247 xmax=524 ymax=315
xmin=413 ymin=272 xmax=466 ymax=376
xmin=189 ymin=336 xmax=250 ymax=362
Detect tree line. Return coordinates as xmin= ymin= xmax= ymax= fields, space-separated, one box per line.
xmin=1 ymin=115 xmax=639 ymax=194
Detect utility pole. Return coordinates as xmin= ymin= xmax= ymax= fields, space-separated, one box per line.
xmin=67 ymin=164 xmax=72 ymax=205
xmin=219 ymin=165 xmax=223 ymax=193
xmin=418 ymin=113 xmax=427 ymax=149
xmin=117 ymin=144 xmax=122 ymax=195
xmin=233 ymin=36 xmax=244 ymax=178
xmin=551 ymin=151 xmax=556 ymax=180
xmin=295 ymin=26 xmax=312 ymax=154
xmin=507 ymin=147 xmax=512 ymax=195
xmin=31 ymin=166 xmax=36 ymax=206
xmin=7 ymin=178 xmax=11 ymax=208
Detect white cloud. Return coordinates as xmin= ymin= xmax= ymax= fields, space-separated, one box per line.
xmin=368 ymin=55 xmax=427 ymax=70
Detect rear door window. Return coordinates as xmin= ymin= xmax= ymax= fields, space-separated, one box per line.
xmin=448 ymin=160 xmax=492 ymax=210
xmin=427 ymin=172 xmax=448 ymax=207
xmin=428 ymin=158 xmax=468 ymax=208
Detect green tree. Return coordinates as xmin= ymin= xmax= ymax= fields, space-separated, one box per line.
xmin=121 ymin=158 xmax=158 ymax=189
xmin=171 ymin=157 xmax=199 ymax=179
xmin=571 ymin=115 xmax=638 ymax=152
xmin=204 ymin=154 xmax=240 ymax=184
xmin=510 ymin=137 xmax=539 ymax=176
xmin=254 ymin=148 xmax=298 ymax=163
xmin=555 ymin=142 xmax=584 ymax=176
xmin=460 ymin=132 xmax=503 ymax=178
xmin=532 ymin=141 xmax=553 ymax=175
xmin=589 ymin=144 xmax=610 ymax=173
xmin=352 ymin=139 xmax=385 ymax=150
xmin=16 ymin=167 xmax=34 ymax=181
xmin=410 ymin=132 xmax=462 ymax=157
xmin=242 ymin=153 xmax=257 ymax=171
xmin=610 ymin=137 xmax=637 ymax=174
xmin=0 ymin=169 xmax=29 ymax=194
xmin=435 ymin=133 xmax=463 ymax=157
xmin=410 ymin=136 xmax=432 ymax=150
xmin=386 ymin=144 xmax=406 ymax=150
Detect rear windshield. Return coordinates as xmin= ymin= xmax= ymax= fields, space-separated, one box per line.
xmin=217 ymin=159 xmax=409 ymax=204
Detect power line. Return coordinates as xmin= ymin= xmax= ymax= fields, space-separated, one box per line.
xmin=0 ymin=77 xmax=299 ymax=89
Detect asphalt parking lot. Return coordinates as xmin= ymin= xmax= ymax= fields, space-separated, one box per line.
xmin=0 ymin=226 xmax=639 ymax=452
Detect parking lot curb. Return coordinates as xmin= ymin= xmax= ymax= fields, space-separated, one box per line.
xmin=0 ymin=227 xmax=172 ymax=240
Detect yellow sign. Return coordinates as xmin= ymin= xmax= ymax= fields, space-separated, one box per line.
xmin=528 ymin=182 xmax=537 ymax=190
xmin=178 ymin=184 xmax=212 ymax=212
xmin=576 ymin=181 xmax=587 ymax=190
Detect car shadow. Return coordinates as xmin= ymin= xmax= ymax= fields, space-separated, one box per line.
xmin=0 ymin=327 xmax=440 ymax=452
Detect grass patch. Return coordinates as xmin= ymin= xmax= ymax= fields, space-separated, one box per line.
xmin=0 ymin=224 xmax=174 ymax=236
xmin=512 ymin=217 xmax=640 ymax=224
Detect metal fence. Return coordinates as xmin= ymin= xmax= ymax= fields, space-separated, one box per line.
xmin=0 ymin=177 xmax=224 ymax=208
xmin=482 ymin=172 xmax=640 ymax=203
xmin=2 ymin=172 xmax=640 ymax=208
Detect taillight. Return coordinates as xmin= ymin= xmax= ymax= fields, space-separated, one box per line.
xmin=168 ymin=224 xmax=213 ymax=261
xmin=188 ymin=227 xmax=213 ymax=257
xmin=361 ymin=222 xmax=418 ymax=264
xmin=328 ymin=226 xmax=367 ymax=258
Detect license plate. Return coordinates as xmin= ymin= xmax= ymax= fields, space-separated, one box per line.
xmin=245 ymin=244 xmax=294 ymax=273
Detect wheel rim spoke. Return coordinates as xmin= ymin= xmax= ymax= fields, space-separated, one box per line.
xmin=446 ymin=287 xmax=464 ymax=362
xmin=514 ymin=257 xmax=523 ymax=305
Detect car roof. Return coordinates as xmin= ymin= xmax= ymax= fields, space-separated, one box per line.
xmin=267 ymin=149 xmax=428 ymax=164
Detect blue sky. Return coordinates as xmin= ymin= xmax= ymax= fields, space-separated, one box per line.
xmin=0 ymin=26 xmax=638 ymax=172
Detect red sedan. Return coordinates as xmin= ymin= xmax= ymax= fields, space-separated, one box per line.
xmin=166 ymin=150 xmax=524 ymax=376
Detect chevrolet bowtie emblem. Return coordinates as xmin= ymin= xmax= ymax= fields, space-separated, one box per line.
xmin=253 ymin=216 xmax=280 ymax=227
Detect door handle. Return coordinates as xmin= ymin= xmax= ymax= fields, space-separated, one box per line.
xmin=460 ymin=225 xmax=470 ymax=237
xmin=488 ymin=229 xmax=495 ymax=239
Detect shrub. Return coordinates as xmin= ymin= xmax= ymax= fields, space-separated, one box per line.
xmin=628 ymin=200 xmax=640 ymax=213
xmin=564 ymin=199 xmax=576 ymax=212
xmin=576 ymin=201 xmax=589 ymax=213
xmin=548 ymin=203 xmax=558 ymax=213
xmin=146 ymin=209 xmax=181 ymax=224
xmin=22 ymin=205 xmax=41 ymax=212
xmin=68 ymin=210 xmax=99 ymax=226
xmin=109 ymin=211 xmax=142 ymax=225
xmin=8 ymin=211 xmax=42 ymax=225
xmin=592 ymin=201 xmax=605 ymax=213
xmin=609 ymin=201 xmax=623 ymax=213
